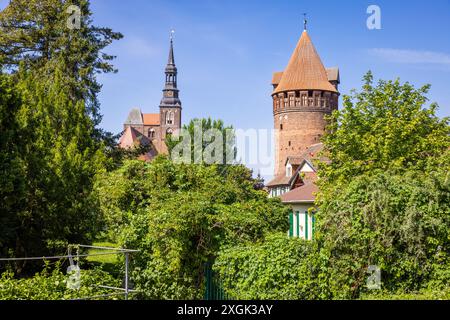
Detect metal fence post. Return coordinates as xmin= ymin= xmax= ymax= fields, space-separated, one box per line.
xmin=125 ymin=252 xmax=129 ymax=300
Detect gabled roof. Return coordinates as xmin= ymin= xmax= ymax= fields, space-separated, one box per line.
xmin=143 ymin=113 xmax=160 ymax=126
xmin=284 ymin=143 xmax=325 ymax=169
xmin=298 ymin=159 xmax=316 ymax=173
xmin=301 ymin=143 xmax=328 ymax=165
xmin=119 ymin=126 xmax=158 ymax=162
xmin=119 ymin=126 xmax=151 ymax=149
xmin=273 ymin=31 xmax=338 ymax=94
xmin=266 ymin=175 xmax=291 ymax=187
xmin=285 ymin=156 xmax=304 ymax=166
xmin=280 ymin=182 xmax=318 ymax=203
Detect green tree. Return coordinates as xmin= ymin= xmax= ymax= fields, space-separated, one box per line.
xmin=315 ymin=72 xmax=450 ymax=298
xmin=0 ymin=0 xmax=122 ymax=269
xmin=0 ymin=0 xmax=123 ymax=133
xmin=0 ymin=67 xmax=107 ymax=271
xmin=95 ymin=157 xmax=289 ymax=299
xmin=166 ymin=118 xmax=237 ymax=165
xmin=316 ymin=169 xmax=450 ymax=299
xmin=0 ymin=73 xmax=27 ymax=259
xmin=319 ymin=71 xmax=449 ymax=184
xmin=213 ymin=73 xmax=450 ymax=300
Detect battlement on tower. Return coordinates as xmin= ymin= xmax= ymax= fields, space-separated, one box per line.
xmin=272 ymin=90 xmax=339 ymax=115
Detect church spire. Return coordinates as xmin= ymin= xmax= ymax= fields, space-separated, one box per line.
xmin=160 ymin=30 xmax=182 ymax=109
xmin=168 ymin=29 xmax=175 ymax=65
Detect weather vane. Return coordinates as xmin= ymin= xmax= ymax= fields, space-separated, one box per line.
xmin=170 ymin=29 xmax=175 ymax=41
xmin=303 ymin=13 xmax=308 ymax=30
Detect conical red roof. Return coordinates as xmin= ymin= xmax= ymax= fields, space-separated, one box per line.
xmin=274 ymin=31 xmax=337 ymax=94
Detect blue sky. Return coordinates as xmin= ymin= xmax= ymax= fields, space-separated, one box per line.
xmin=1 ymin=0 xmax=449 ymax=177
xmin=90 ymin=0 xmax=450 ymax=137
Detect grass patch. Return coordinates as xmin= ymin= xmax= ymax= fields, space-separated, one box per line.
xmin=84 ymin=241 xmax=122 ymax=278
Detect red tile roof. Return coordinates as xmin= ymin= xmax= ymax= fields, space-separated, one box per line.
xmin=286 ymin=156 xmax=305 ymax=166
xmin=266 ymin=174 xmax=292 ymax=187
xmin=143 ymin=113 xmax=160 ymax=126
xmin=280 ymin=182 xmax=318 ymax=203
xmin=119 ymin=126 xmax=158 ymax=162
xmin=272 ymin=72 xmax=284 ymax=86
xmin=273 ymin=31 xmax=338 ymax=94
xmin=119 ymin=126 xmax=142 ymax=149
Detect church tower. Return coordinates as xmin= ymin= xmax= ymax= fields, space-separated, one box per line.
xmin=271 ymin=25 xmax=340 ymax=176
xmin=159 ymin=33 xmax=182 ymax=153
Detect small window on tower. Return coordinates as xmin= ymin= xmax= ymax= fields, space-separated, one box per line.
xmin=166 ymin=111 xmax=174 ymax=125
xmin=280 ymin=124 xmax=283 ymax=131
xmin=288 ymin=141 xmax=291 ymax=147
xmin=148 ymin=128 xmax=155 ymax=139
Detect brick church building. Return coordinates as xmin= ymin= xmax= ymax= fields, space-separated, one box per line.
xmin=119 ymin=36 xmax=182 ymax=160
xmin=266 ymin=26 xmax=340 ymax=240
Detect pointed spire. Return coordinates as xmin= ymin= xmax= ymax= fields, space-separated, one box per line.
xmin=273 ymin=30 xmax=338 ymax=94
xmin=168 ymin=29 xmax=175 ymax=65
xmin=160 ymin=30 xmax=182 ymax=109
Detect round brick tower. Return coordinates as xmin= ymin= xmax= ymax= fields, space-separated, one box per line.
xmin=271 ymin=29 xmax=340 ymax=176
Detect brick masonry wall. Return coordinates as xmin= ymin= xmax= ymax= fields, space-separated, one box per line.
xmin=274 ymin=110 xmax=329 ymax=176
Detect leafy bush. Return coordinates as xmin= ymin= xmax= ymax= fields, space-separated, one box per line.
xmin=314 ymin=73 xmax=450 ymax=299
xmin=0 ymin=264 xmax=121 ymax=300
xmin=315 ymin=169 xmax=450 ymax=299
xmin=214 ymin=233 xmax=330 ymax=300
xmin=213 ymin=73 xmax=450 ymax=300
xmin=96 ymin=157 xmax=289 ymax=299
xmin=361 ymin=287 xmax=450 ymax=300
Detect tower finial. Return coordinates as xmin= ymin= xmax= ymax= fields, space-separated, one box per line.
xmin=170 ymin=29 xmax=175 ymax=42
xmin=303 ymin=13 xmax=307 ymax=31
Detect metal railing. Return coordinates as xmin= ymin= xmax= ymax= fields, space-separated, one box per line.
xmin=0 ymin=244 xmax=139 ymax=300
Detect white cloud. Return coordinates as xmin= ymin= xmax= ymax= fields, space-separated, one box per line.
xmin=369 ymin=48 xmax=450 ymax=66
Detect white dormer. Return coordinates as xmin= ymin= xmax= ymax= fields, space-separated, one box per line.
xmin=300 ymin=160 xmax=315 ymax=173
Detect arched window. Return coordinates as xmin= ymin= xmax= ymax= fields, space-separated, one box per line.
xmin=166 ymin=111 xmax=174 ymax=125
xmin=166 ymin=128 xmax=173 ymax=135
xmin=148 ymin=128 xmax=155 ymax=139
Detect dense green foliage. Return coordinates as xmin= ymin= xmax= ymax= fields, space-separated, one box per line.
xmin=315 ymin=72 xmax=450 ymax=298
xmin=316 ymin=169 xmax=450 ymax=299
xmin=0 ymin=264 xmax=121 ymax=300
xmin=0 ymin=75 xmax=24 ymax=258
xmin=0 ymin=66 xmax=108 ymax=268
xmin=215 ymin=234 xmax=327 ymax=300
xmin=166 ymin=118 xmax=237 ymax=165
xmin=361 ymin=288 xmax=450 ymax=300
xmin=1 ymin=1 xmax=449 ymax=301
xmin=95 ymin=157 xmax=289 ymax=299
xmin=0 ymin=0 xmax=123 ymax=127
xmin=213 ymin=72 xmax=450 ymax=300
xmin=0 ymin=0 xmax=121 ymax=269
xmin=319 ymin=71 xmax=449 ymax=182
